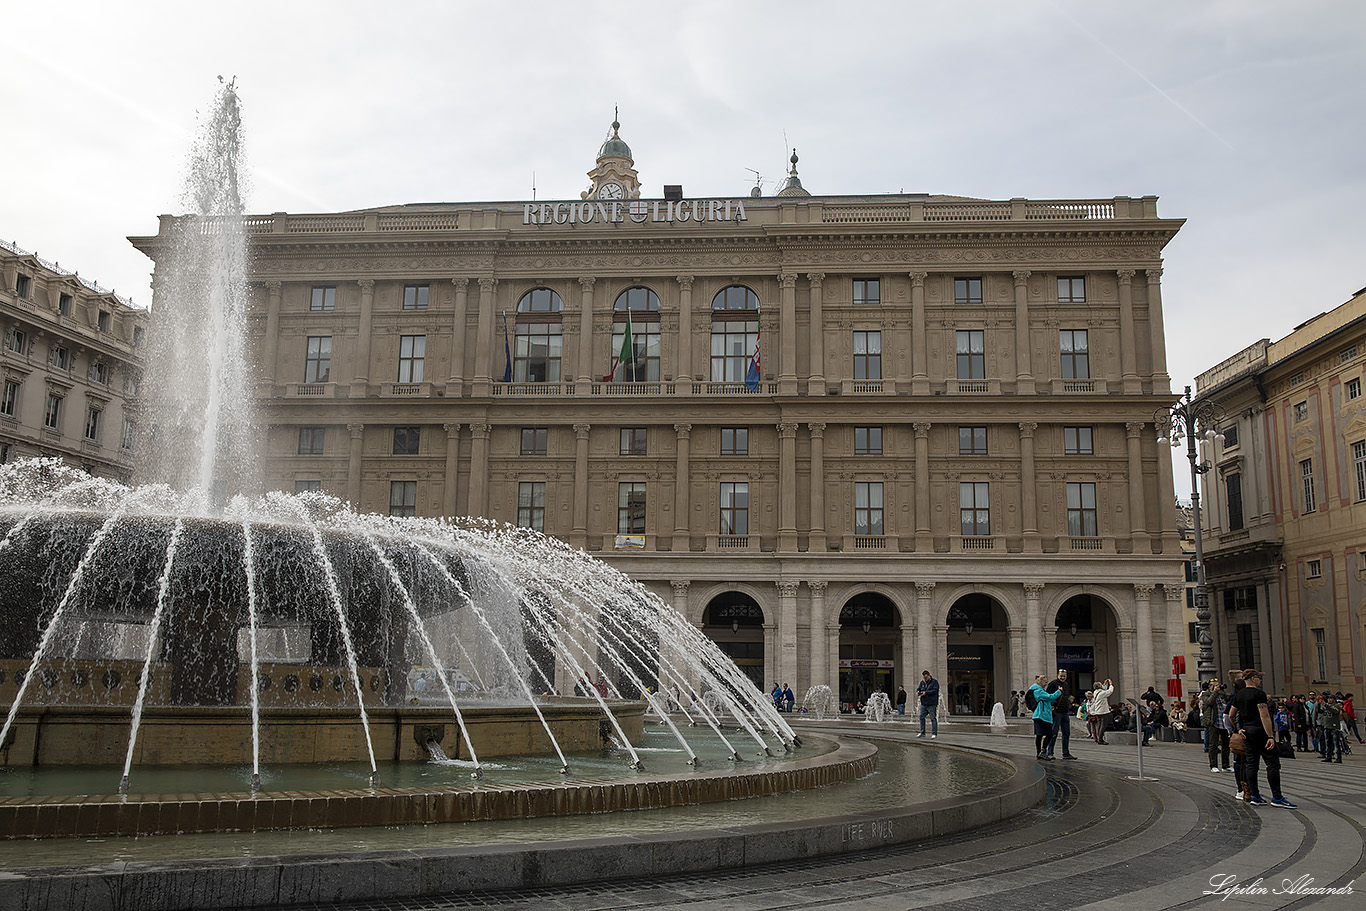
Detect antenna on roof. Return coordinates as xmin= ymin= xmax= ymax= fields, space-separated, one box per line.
xmin=532 ymin=171 xmax=537 ymax=201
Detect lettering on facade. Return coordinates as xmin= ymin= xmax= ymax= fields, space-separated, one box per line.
xmin=842 ymin=819 xmax=895 ymax=845
xmin=523 ymin=199 xmax=748 ymax=226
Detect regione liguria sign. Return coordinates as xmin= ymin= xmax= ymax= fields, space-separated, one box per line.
xmin=524 ymin=199 xmax=749 ymax=226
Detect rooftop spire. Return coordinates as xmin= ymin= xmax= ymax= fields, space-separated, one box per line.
xmin=777 ymin=147 xmax=811 ymax=197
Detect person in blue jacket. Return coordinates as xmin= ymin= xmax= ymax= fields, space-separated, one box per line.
xmin=1030 ymin=674 xmax=1063 ymax=759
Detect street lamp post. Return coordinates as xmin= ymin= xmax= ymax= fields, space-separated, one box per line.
xmin=1154 ymin=385 xmax=1225 ymax=688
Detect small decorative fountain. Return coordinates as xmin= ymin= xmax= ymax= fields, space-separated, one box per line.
xmin=803 ymin=684 xmax=836 ymax=721
xmin=863 ymin=691 xmax=893 ymax=723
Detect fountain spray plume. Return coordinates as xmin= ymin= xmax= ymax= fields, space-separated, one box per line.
xmin=136 ymin=77 xmax=258 ymax=507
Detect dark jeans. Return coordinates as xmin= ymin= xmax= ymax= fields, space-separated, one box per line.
xmin=1321 ymin=729 xmax=1342 ymax=761
xmin=919 ymin=703 xmax=937 ymax=735
xmin=1208 ymin=728 xmax=1230 ymax=769
xmin=1295 ymin=726 xmax=1309 ymax=751
xmin=1047 ymin=712 xmax=1071 ymax=756
xmin=1241 ymin=730 xmax=1284 ymax=800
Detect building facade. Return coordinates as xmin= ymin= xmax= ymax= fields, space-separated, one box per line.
xmin=1 ymin=240 xmax=147 ymax=480
xmin=1194 ymin=286 xmax=1366 ymax=693
xmin=131 ymin=125 xmax=1188 ymax=711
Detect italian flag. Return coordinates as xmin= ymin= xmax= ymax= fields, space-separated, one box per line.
xmin=603 ymin=309 xmax=633 ymax=381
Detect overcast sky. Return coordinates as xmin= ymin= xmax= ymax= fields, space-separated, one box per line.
xmin=4 ymin=1 xmax=1364 ymax=499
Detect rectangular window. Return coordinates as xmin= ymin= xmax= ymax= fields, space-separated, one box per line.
xmin=121 ymin=418 xmax=135 ymax=451
xmin=852 ymin=279 xmax=880 ymax=306
xmin=852 ymin=331 xmax=882 ymax=380
xmin=514 ymin=323 xmax=563 ymax=382
xmin=84 ymin=407 xmax=101 ymax=442
xmin=959 ymin=426 xmax=987 ymax=455
xmin=1300 ymin=458 xmax=1316 ymax=512
xmin=133 ymin=326 xmax=145 ymax=347
xmin=720 ymin=427 xmax=748 ymax=455
xmin=58 ymin=293 xmax=72 ymax=316
xmin=517 ymin=481 xmax=546 ymax=531
xmin=51 ymin=346 xmax=69 ymax=370
xmin=855 ymin=481 xmax=884 ymax=536
xmin=403 ymin=284 xmax=429 ymax=311
xmin=298 ymin=426 xmax=326 ymax=455
xmin=620 ymin=427 xmax=647 ymax=455
xmin=295 ymin=480 xmax=322 ymax=494
xmin=393 ymin=426 xmax=420 ymax=455
xmin=954 ymin=277 xmax=983 ymax=304
xmin=1226 ymin=473 xmax=1244 ymax=531
xmin=15 ymin=274 xmax=31 ymax=298
xmin=1347 ymin=378 xmax=1362 ymax=401
xmin=1222 ymin=424 xmax=1239 ymax=448
xmin=1064 ymin=426 xmax=1094 ymax=454
xmin=1223 ymin=587 xmax=1257 ymax=612
xmin=90 ymin=362 xmax=108 ymax=385
xmin=43 ymin=393 xmax=61 ymax=430
xmin=389 ymin=480 xmax=417 ymax=518
xmin=310 ymin=286 xmax=336 ymax=311
xmin=1341 ymin=346 xmax=1358 ymax=364
xmin=617 ymin=482 xmax=646 ymax=534
xmin=1313 ymin=628 xmax=1328 ymax=681
xmin=1067 ymin=482 xmax=1098 ymax=537
xmin=1294 ymin=401 xmax=1308 ymax=422
xmin=854 ymin=426 xmax=883 ymax=455
xmin=955 ymin=330 xmax=985 ymax=380
xmin=1057 ymin=276 xmax=1086 ymax=302
xmin=1060 ymin=329 xmax=1090 ymax=380
xmin=611 ymin=319 xmax=661 ymax=381
xmin=719 ymin=482 xmax=749 ymax=535
xmin=4 ymin=328 xmax=26 ymax=354
xmin=304 ymin=336 xmax=331 ymax=383
xmin=397 ymin=334 xmax=426 ymax=383
xmin=1354 ymin=439 xmax=1366 ymax=502
xmin=1307 ymin=559 xmax=1322 ymax=579
xmin=520 ymin=427 xmax=547 ymax=455
xmin=97 ymin=310 xmax=111 ymax=332
xmin=960 ymin=482 xmax=990 ymax=536
xmin=1 ymin=380 xmax=17 ymax=418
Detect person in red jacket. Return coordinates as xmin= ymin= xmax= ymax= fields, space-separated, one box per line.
xmin=1343 ymin=694 xmax=1362 ymax=744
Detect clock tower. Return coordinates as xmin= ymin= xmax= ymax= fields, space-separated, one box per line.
xmin=583 ymin=110 xmax=642 ymax=200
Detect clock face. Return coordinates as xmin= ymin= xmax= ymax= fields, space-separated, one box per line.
xmin=599 ymin=181 xmax=624 ymax=200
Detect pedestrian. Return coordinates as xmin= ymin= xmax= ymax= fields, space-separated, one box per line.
xmin=1141 ymin=702 xmax=1168 ymax=746
xmin=771 ymin=683 xmax=783 ymax=710
xmin=1319 ymin=693 xmax=1343 ymax=763
xmin=1087 ymin=678 xmax=1114 ymax=744
xmin=1343 ymin=694 xmax=1362 ymax=744
xmin=1044 ymin=669 xmax=1076 ymax=759
xmin=782 ymin=683 xmax=795 ymax=713
xmin=1292 ymin=694 xmax=1310 ymax=752
xmin=1198 ymin=679 xmax=1218 ymax=753
xmin=1274 ymin=701 xmax=1291 ymax=745
xmin=1233 ymin=668 xmax=1297 ymax=808
xmin=1307 ymin=693 xmax=1321 ymax=753
xmin=1141 ymin=686 xmax=1163 ymax=709
xmin=916 ymin=670 xmax=940 ymax=738
xmin=1208 ymin=679 xmax=1232 ymax=774
xmin=1030 ymin=674 xmax=1062 ymax=759
xmin=1008 ymin=690 xmax=1020 ymax=717
xmin=896 ymin=685 xmax=908 ymax=716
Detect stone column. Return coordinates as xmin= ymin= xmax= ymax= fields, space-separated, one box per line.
xmin=910 ymin=271 xmax=929 ymax=395
xmin=572 ymin=422 xmax=591 ymax=548
xmin=1134 ymin=584 xmax=1155 ymax=690
xmin=827 ymin=622 xmax=842 ymax=698
xmin=778 ymin=421 xmax=798 ymax=552
xmin=763 ymin=623 xmax=777 ymax=690
xmin=576 ymin=276 xmax=595 ymax=386
xmin=261 ymin=280 xmax=281 ymax=388
xmin=671 ymin=579 xmax=691 ymax=621
xmin=1156 ymin=426 xmax=1180 ymax=552
xmin=1008 ymin=625 xmax=1027 ymax=695
xmin=446 ymin=277 xmax=468 ymax=396
xmin=808 ymin=422 xmax=827 ymax=552
xmin=473 ymin=278 xmax=497 ymax=395
xmin=779 ymin=272 xmax=798 ymax=394
xmin=776 ymin=580 xmax=799 ymax=691
xmin=676 ymin=275 xmax=694 ymax=382
xmin=442 ymin=423 xmax=461 ymax=516
xmin=1020 ymin=421 xmax=1040 ymax=553
xmin=1117 ymin=270 xmax=1140 ymax=393
xmin=467 ymin=422 xmax=490 ymax=517
xmin=807 ymin=580 xmax=828 ymax=695
xmin=351 ymin=278 xmax=375 ymax=398
xmin=1013 ymin=270 xmax=1034 ymax=394
xmin=900 ymin=617 xmax=916 ymax=696
xmin=1147 ymin=267 xmax=1170 ymax=393
xmin=1126 ymin=421 xmax=1150 ymax=550
xmin=807 ymin=272 xmax=826 ymax=394
xmin=1024 ymin=583 xmax=1045 ymax=678
xmin=672 ymin=423 xmax=692 ymax=552
xmin=914 ymin=422 xmax=932 ymax=551
xmin=915 ymin=581 xmax=936 ymax=675
xmin=1164 ymin=582 xmax=1187 ymax=691
xmin=346 ymin=422 xmax=364 ymax=506
xmin=1118 ymin=627 xmax=1139 ymax=702
xmin=1043 ymin=625 xmax=1059 ymax=678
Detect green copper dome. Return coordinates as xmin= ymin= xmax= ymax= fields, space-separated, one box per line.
xmin=598 ymin=117 xmax=632 ymax=162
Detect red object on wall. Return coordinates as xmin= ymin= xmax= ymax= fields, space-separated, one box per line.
xmin=1167 ymin=678 xmax=1183 ymax=697
xmin=1172 ymin=655 xmax=1186 ymax=676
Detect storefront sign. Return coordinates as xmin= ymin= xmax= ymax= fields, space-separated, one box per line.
xmin=524 ymin=199 xmax=748 ymax=226
xmin=839 ymin=659 xmax=895 ymax=669
xmin=1056 ymin=645 xmax=1094 ymax=668
xmin=947 ymin=644 xmax=994 ymax=669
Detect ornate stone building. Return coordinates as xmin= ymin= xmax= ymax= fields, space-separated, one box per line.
xmin=1 ymin=240 xmax=147 ymax=480
xmin=1194 ymin=285 xmax=1366 ymax=693
xmin=131 ymin=121 xmax=1187 ymax=712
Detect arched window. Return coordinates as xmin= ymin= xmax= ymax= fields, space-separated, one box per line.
xmin=609 ymin=287 xmax=661 ymax=381
xmin=710 ymin=285 xmax=759 ymax=382
xmin=514 ymin=288 xmax=563 ymax=382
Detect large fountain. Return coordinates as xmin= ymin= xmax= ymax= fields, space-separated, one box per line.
xmin=0 ymin=83 xmax=830 ymax=839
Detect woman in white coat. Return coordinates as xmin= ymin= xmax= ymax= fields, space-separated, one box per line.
xmin=1087 ymin=678 xmax=1115 ymax=745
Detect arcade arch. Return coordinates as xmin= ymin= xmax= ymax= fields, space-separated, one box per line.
xmin=1053 ymin=593 xmax=1122 ymax=705
xmin=837 ymin=592 xmax=902 ymax=711
xmin=701 ymin=591 xmax=765 ymax=689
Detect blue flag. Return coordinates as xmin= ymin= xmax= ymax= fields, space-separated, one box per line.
xmin=502 ymin=313 xmax=513 ymax=383
xmin=744 ymin=329 xmax=761 ymax=391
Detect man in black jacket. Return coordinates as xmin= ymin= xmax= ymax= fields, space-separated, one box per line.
xmin=1045 ymin=669 xmax=1076 ymax=759
xmin=916 ymin=671 xmax=940 ymax=738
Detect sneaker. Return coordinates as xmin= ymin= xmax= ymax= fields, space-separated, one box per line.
xmin=917 ymin=733 xmax=925 ymax=738
xmin=1210 ymin=767 xmax=1222 ymax=773
xmin=1062 ymin=754 xmax=1078 ymax=760
xmin=930 ymin=734 xmax=937 ymax=739
xmin=1268 ymin=797 xmax=1297 ymax=809
xmin=1221 ymin=767 xmax=1232 ymax=772
xmin=1234 ymin=791 xmax=1245 ymax=800
xmin=1248 ymin=796 xmax=1268 ymax=807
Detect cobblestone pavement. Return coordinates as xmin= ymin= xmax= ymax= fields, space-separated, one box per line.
xmin=247 ymin=722 xmax=1365 ymax=911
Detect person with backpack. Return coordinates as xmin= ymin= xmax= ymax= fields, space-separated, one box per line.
xmin=1087 ymin=678 xmax=1114 ymax=744
xmin=1029 ymin=675 xmax=1061 ymax=759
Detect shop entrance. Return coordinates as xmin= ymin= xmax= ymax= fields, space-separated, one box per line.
xmin=837 ymin=592 xmax=901 ymax=713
